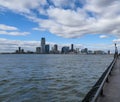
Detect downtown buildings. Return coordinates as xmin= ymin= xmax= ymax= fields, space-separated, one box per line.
xmin=36 ymin=37 xmax=50 ymax=54
xmin=36 ymin=37 xmax=78 ymax=54
xmin=14 ymin=37 xmax=109 ymax=54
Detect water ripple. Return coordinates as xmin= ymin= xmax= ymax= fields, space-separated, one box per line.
xmin=0 ymin=54 xmax=113 ymax=102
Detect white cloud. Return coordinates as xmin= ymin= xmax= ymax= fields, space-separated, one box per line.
xmin=0 ymin=31 xmax=29 ymax=36
xmin=51 ymin=0 xmax=76 ymax=9
xmin=0 ymin=24 xmax=30 ymax=36
xmin=113 ymin=39 xmax=120 ymax=43
xmin=0 ymin=0 xmax=47 ymax=14
xmin=0 ymin=0 xmax=120 ymax=38
xmin=0 ymin=24 xmax=18 ymax=30
xmin=99 ymin=35 xmax=108 ymax=39
xmin=36 ymin=0 xmax=120 ymax=38
xmin=0 ymin=38 xmax=40 ymax=52
xmin=32 ymin=27 xmax=46 ymax=31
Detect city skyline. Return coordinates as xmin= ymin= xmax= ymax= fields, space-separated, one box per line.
xmin=12 ymin=37 xmax=111 ymax=55
xmin=0 ymin=0 xmax=120 ymax=52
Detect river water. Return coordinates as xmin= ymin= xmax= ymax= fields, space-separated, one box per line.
xmin=0 ymin=54 xmax=113 ymax=102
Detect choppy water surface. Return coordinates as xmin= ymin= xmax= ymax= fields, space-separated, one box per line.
xmin=0 ymin=54 xmax=113 ymax=102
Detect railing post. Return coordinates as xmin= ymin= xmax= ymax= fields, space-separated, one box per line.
xmin=109 ymin=70 xmax=112 ymax=76
xmin=100 ymin=89 xmax=104 ymax=97
xmin=106 ymin=77 xmax=109 ymax=83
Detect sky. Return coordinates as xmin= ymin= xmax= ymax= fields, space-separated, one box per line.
xmin=0 ymin=0 xmax=120 ymax=52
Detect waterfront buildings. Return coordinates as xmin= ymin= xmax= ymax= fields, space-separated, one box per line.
xmin=16 ymin=47 xmax=24 ymax=54
xmin=52 ymin=44 xmax=59 ymax=54
xmin=36 ymin=38 xmax=50 ymax=54
xmin=71 ymin=44 xmax=74 ymax=52
xmin=41 ymin=37 xmax=46 ymax=54
xmin=36 ymin=47 xmax=41 ymax=54
xmin=45 ymin=44 xmax=50 ymax=54
xmin=13 ymin=37 xmax=110 ymax=55
xmin=61 ymin=46 xmax=70 ymax=54
xmin=54 ymin=44 xmax=58 ymax=52
xmin=94 ymin=50 xmax=105 ymax=54
xmin=108 ymin=50 xmax=110 ymax=54
xmin=81 ymin=48 xmax=88 ymax=54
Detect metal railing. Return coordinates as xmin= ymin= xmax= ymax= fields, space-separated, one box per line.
xmin=82 ymin=56 xmax=118 ymax=102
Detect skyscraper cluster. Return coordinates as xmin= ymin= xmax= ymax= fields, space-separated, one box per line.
xmin=36 ymin=37 xmax=77 ymax=54
xmin=14 ymin=37 xmax=110 ymax=55
xmin=36 ymin=37 xmax=50 ymax=54
xmin=16 ymin=47 xmax=24 ymax=54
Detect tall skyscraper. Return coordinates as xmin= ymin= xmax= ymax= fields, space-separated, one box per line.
xmin=41 ymin=37 xmax=45 ymax=54
xmin=71 ymin=44 xmax=74 ymax=52
xmin=45 ymin=44 xmax=50 ymax=54
xmin=16 ymin=47 xmax=24 ymax=54
xmin=18 ymin=47 xmax=21 ymax=53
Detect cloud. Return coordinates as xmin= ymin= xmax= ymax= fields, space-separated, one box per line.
xmin=50 ymin=0 xmax=76 ymax=9
xmin=0 ymin=38 xmax=40 ymax=52
xmin=0 ymin=24 xmax=18 ymax=30
xmin=31 ymin=0 xmax=120 ymax=38
xmin=0 ymin=31 xmax=29 ymax=36
xmin=113 ymin=39 xmax=120 ymax=43
xmin=0 ymin=0 xmax=120 ymax=38
xmin=0 ymin=24 xmax=30 ymax=36
xmin=99 ymin=35 xmax=108 ymax=39
xmin=32 ymin=27 xmax=46 ymax=31
xmin=0 ymin=0 xmax=47 ymax=14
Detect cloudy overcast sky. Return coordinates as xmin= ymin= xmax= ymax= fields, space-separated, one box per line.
xmin=0 ymin=0 xmax=120 ymax=52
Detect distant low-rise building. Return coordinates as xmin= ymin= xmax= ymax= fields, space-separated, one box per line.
xmin=36 ymin=47 xmax=41 ymax=54
xmin=61 ymin=46 xmax=69 ymax=54
xmin=81 ymin=48 xmax=88 ymax=54
xmin=94 ymin=50 xmax=105 ymax=54
xmin=88 ymin=50 xmax=93 ymax=54
xmin=53 ymin=44 xmax=59 ymax=54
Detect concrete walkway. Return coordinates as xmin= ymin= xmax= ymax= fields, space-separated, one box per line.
xmin=97 ymin=57 xmax=120 ymax=102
